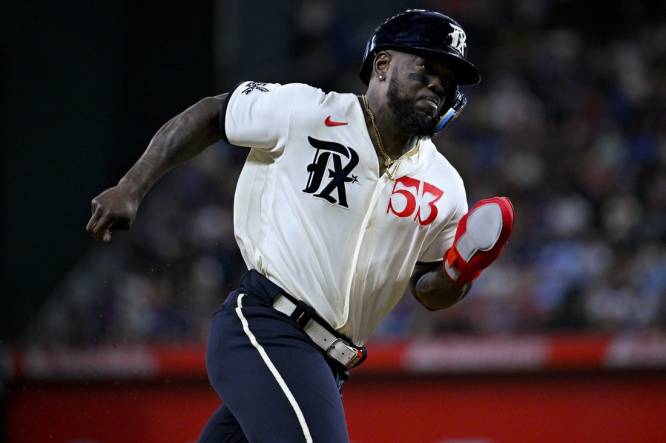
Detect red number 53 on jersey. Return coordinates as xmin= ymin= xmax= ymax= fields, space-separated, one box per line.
xmin=387 ymin=176 xmax=444 ymax=226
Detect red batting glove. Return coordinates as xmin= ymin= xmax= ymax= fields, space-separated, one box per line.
xmin=443 ymin=196 xmax=515 ymax=284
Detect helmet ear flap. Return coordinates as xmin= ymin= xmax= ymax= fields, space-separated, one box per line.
xmin=434 ymin=87 xmax=467 ymax=133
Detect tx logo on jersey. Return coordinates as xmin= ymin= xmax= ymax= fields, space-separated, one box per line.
xmin=387 ymin=176 xmax=444 ymax=226
xmin=303 ymin=136 xmax=359 ymax=208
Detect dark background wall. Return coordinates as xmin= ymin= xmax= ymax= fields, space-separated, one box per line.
xmin=2 ymin=1 xmax=214 ymax=340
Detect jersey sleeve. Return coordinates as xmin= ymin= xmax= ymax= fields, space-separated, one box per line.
xmin=418 ymin=186 xmax=468 ymax=263
xmin=221 ymin=81 xmax=300 ymax=150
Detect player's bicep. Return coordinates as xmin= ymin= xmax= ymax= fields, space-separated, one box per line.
xmin=215 ymin=92 xmax=230 ymax=140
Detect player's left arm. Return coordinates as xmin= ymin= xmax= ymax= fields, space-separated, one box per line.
xmin=410 ymin=262 xmax=471 ymax=310
xmin=410 ymin=196 xmax=515 ymax=311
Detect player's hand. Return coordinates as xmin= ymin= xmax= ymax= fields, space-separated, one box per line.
xmin=86 ymin=184 xmax=140 ymax=242
xmin=443 ymin=196 xmax=514 ymax=284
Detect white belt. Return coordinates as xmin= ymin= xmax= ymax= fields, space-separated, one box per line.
xmin=272 ymin=294 xmax=364 ymax=368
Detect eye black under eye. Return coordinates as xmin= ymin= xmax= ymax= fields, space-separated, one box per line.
xmin=408 ymin=73 xmax=429 ymax=84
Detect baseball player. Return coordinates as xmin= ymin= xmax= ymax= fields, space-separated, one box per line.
xmin=86 ymin=9 xmax=514 ymax=443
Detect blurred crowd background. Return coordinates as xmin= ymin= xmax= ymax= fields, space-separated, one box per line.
xmin=8 ymin=0 xmax=665 ymax=346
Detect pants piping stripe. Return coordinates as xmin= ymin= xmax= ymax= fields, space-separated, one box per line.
xmin=234 ymin=294 xmax=313 ymax=443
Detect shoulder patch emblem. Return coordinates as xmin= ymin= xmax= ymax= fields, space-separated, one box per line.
xmin=241 ymin=81 xmax=269 ymax=95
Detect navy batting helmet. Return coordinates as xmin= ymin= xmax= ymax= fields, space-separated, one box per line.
xmin=360 ymin=9 xmax=480 ymax=86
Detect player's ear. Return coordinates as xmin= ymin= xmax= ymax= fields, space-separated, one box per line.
xmin=373 ymin=51 xmax=391 ymax=81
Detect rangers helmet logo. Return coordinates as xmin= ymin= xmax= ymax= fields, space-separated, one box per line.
xmin=448 ymin=24 xmax=467 ymax=55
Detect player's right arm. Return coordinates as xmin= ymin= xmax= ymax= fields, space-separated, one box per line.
xmin=411 ymin=196 xmax=515 ymax=310
xmin=86 ymin=93 xmax=228 ymax=242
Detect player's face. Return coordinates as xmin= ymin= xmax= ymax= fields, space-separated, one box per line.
xmin=386 ymin=52 xmax=455 ymax=137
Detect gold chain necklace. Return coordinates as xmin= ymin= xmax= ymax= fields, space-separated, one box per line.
xmin=361 ymin=95 xmax=393 ymax=168
xmin=361 ymin=95 xmax=420 ymax=179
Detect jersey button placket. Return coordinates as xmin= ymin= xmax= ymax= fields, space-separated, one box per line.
xmin=341 ymin=176 xmax=387 ymax=326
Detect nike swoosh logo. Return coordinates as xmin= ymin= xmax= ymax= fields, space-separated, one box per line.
xmin=325 ymin=116 xmax=348 ymax=127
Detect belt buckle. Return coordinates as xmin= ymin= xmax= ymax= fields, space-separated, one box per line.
xmin=327 ymin=338 xmax=364 ymax=368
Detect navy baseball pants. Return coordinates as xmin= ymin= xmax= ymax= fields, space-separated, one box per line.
xmin=198 ymin=270 xmax=350 ymax=443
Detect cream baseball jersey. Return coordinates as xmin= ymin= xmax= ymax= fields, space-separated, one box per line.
xmin=222 ymin=81 xmax=467 ymax=345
